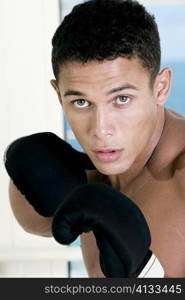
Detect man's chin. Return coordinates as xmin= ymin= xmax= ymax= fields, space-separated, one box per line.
xmin=94 ymin=163 xmax=129 ymax=176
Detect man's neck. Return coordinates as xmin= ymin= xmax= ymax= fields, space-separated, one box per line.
xmin=108 ymin=106 xmax=166 ymax=191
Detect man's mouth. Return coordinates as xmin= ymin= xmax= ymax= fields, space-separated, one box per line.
xmin=93 ymin=149 xmax=123 ymax=162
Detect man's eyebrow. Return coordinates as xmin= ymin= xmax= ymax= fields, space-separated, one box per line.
xmin=107 ymin=84 xmax=138 ymax=95
xmin=64 ymin=84 xmax=138 ymax=97
xmin=64 ymin=90 xmax=87 ymax=97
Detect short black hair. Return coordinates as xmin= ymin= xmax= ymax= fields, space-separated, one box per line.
xmin=51 ymin=0 xmax=161 ymax=82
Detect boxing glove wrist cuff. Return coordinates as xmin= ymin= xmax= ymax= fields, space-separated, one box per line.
xmin=138 ymin=253 xmax=164 ymax=278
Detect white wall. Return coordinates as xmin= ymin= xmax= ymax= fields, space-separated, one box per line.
xmin=0 ymin=0 xmax=83 ymax=277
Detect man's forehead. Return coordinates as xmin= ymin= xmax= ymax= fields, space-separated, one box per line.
xmin=58 ymin=57 xmax=148 ymax=82
xmin=57 ymin=58 xmax=151 ymax=96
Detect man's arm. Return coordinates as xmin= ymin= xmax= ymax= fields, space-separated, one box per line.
xmin=79 ymin=170 xmax=106 ymax=277
xmin=80 ymin=231 xmax=105 ymax=277
xmin=9 ymin=179 xmax=52 ymax=237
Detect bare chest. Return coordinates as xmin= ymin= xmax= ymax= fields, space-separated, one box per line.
xmin=123 ymin=173 xmax=185 ymax=277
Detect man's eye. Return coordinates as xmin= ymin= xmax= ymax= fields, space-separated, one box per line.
xmin=115 ymin=96 xmax=131 ymax=104
xmin=72 ymin=99 xmax=89 ymax=108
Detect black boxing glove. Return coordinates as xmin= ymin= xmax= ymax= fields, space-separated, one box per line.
xmin=4 ymin=132 xmax=95 ymax=217
xmin=52 ymin=183 xmax=152 ymax=278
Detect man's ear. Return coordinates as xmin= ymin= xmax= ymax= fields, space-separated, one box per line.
xmin=154 ymin=67 xmax=172 ymax=105
xmin=50 ymin=79 xmax=62 ymax=105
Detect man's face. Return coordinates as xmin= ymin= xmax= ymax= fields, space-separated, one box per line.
xmin=54 ymin=57 xmax=164 ymax=175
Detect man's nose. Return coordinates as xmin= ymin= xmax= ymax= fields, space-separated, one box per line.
xmin=90 ymin=107 xmax=114 ymax=139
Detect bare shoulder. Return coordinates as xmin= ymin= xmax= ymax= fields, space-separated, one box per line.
xmin=168 ymin=109 xmax=185 ymax=169
xmin=173 ymin=149 xmax=185 ymax=186
xmin=167 ymin=109 xmax=185 ymax=138
xmin=163 ymin=109 xmax=185 ymax=162
xmin=150 ymin=109 xmax=185 ymax=175
xmin=167 ymin=109 xmax=185 ymax=187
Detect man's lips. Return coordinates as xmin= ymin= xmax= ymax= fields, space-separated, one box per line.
xmin=92 ymin=149 xmax=123 ymax=162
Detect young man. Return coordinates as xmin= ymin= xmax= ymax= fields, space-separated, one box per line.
xmin=6 ymin=0 xmax=185 ymax=277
